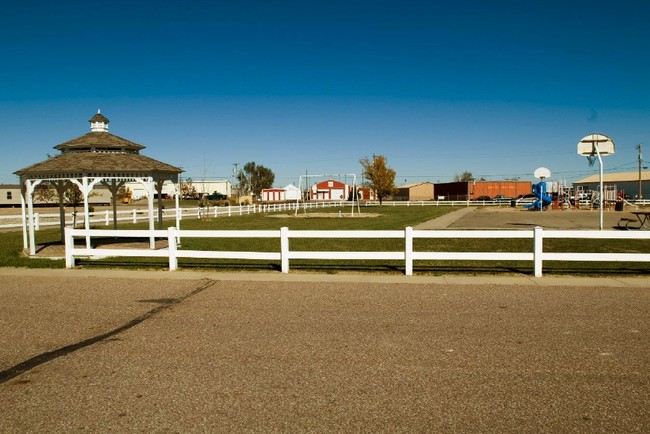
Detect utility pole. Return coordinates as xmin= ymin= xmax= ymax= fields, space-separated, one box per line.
xmin=233 ymin=163 xmax=239 ymax=199
xmin=637 ymin=144 xmax=643 ymax=199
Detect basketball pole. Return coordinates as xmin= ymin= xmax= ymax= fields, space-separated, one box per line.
xmin=595 ymin=143 xmax=604 ymax=231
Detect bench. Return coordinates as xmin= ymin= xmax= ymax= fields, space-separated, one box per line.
xmin=618 ymin=217 xmax=640 ymax=230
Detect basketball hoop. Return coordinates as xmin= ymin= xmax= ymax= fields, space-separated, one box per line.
xmin=586 ymin=154 xmax=597 ymax=167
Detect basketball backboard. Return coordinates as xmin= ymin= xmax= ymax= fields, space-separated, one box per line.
xmin=577 ymin=133 xmax=615 ymax=156
xmin=533 ymin=167 xmax=551 ymax=179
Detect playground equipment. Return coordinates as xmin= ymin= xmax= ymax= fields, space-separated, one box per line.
xmin=525 ymin=167 xmax=552 ymax=211
xmin=295 ymin=173 xmax=360 ymax=216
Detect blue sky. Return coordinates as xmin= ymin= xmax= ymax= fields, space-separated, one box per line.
xmin=1 ymin=0 xmax=649 ymax=187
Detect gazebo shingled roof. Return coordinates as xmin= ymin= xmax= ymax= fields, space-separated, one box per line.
xmin=52 ymin=132 xmax=145 ymax=152
xmin=15 ymin=112 xmax=180 ymax=178
xmin=15 ymin=149 xmax=181 ymax=177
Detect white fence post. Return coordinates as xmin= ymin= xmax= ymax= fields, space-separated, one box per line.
xmin=35 ymin=213 xmax=40 ymax=231
xmin=281 ymin=226 xmax=289 ymax=273
xmin=405 ymin=227 xmax=413 ymax=276
xmin=64 ymin=227 xmax=74 ymax=268
xmin=168 ymin=227 xmax=178 ymax=271
xmin=534 ymin=226 xmax=543 ymax=277
xmin=132 ymin=209 xmax=137 ymax=224
xmin=105 ymin=210 xmax=110 ymax=226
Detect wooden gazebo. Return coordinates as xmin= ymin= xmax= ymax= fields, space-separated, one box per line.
xmin=14 ymin=111 xmax=183 ymax=256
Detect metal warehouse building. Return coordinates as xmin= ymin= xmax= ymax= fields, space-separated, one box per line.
xmin=434 ymin=181 xmax=532 ymax=201
xmin=393 ymin=182 xmax=434 ymax=201
xmin=573 ymin=171 xmax=650 ymax=199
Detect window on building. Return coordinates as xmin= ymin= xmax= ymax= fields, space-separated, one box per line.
xmin=6 ymin=191 xmax=12 ymax=200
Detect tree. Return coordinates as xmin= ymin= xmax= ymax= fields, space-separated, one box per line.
xmin=64 ymin=182 xmax=84 ymax=208
xmin=115 ymin=185 xmax=132 ymax=203
xmin=180 ymin=178 xmax=197 ymax=199
xmin=237 ymin=162 xmax=275 ymax=198
xmin=33 ymin=183 xmax=57 ymax=204
xmin=454 ymin=171 xmax=474 ymax=182
xmin=360 ymin=154 xmax=397 ymax=205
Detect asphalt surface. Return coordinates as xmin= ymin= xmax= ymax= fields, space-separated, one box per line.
xmin=1 ymin=268 xmax=649 ymax=433
xmin=2 ymin=206 xmax=649 ymax=432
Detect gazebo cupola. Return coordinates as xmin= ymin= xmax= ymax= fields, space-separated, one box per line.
xmin=89 ymin=110 xmax=110 ymax=132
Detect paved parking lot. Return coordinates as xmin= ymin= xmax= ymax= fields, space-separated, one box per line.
xmin=1 ymin=268 xmax=648 ymax=432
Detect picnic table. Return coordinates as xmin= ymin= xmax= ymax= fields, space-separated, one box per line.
xmin=618 ymin=211 xmax=650 ymax=230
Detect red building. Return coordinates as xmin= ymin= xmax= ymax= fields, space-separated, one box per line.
xmin=309 ymin=179 xmax=351 ymax=200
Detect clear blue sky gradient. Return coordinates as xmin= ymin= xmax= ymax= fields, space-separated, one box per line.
xmin=2 ymin=0 xmax=649 ymax=187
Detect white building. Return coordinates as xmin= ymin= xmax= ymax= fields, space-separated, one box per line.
xmin=124 ymin=178 xmax=232 ymax=200
xmin=261 ymin=184 xmax=301 ymax=202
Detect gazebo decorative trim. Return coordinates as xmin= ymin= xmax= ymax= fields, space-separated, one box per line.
xmin=14 ymin=111 xmax=183 ymax=256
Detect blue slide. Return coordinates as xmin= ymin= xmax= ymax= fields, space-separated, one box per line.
xmin=525 ymin=180 xmax=552 ymax=211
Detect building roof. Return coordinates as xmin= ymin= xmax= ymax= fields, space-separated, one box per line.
xmin=574 ymin=171 xmax=650 ymax=184
xmin=398 ymin=182 xmax=433 ymax=189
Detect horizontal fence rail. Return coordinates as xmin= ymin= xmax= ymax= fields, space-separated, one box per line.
xmin=5 ymin=198 xmax=650 ymax=230
xmin=0 ymin=201 xmax=345 ymax=230
xmin=64 ymin=226 xmax=650 ymax=277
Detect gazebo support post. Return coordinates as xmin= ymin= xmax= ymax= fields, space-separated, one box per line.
xmin=24 ymin=179 xmax=43 ymax=256
xmin=155 ymin=179 xmax=165 ymax=230
xmin=174 ymin=182 xmax=181 ymax=231
xmin=102 ymin=179 xmax=125 ymax=231
xmin=20 ymin=185 xmax=28 ymax=251
xmin=53 ymin=180 xmax=68 ymax=244
xmin=70 ymin=177 xmax=103 ymax=249
xmin=134 ymin=177 xmax=157 ymax=249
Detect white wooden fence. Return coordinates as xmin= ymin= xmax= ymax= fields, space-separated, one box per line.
xmin=64 ymin=226 xmax=650 ymax=277
xmin=0 ymin=201 xmax=336 ymax=230
xmin=6 ymin=199 xmax=650 ymax=230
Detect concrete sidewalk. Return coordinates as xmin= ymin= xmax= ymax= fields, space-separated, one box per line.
xmin=2 ymin=266 xmax=649 ymax=287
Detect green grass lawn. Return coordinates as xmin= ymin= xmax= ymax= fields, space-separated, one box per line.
xmin=3 ymin=205 xmax=650 ymax=276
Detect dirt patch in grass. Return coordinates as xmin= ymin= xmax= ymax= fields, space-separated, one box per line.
xmin=268 ymin=212 xmax=381 ymax=219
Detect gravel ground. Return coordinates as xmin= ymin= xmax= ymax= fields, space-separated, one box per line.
xmin=0 ymin=270 xmax=648 ymax=433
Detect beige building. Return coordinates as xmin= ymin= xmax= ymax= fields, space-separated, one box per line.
xmin=573 ymin=171 xmax=650 ymax=199
xmin=393 ymin=182 xmax=434 ymax=201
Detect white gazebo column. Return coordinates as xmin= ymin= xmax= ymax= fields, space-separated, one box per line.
xmin=20 ymin=184 xmax=27 ymax=251
xmin=70 ymin=176 xmax=103 ymax=249
xmin=168 ymin=181 xmax=181 ymax=230
xmin=52 ymin=180 xmax=69 ymax=244
xmin=135 ymin=177 xmax=156 ymax=249
xmin=155 ymin=179 xmax=166 ymax=230
xmin=23 ymin=179 xmax=43 ymax=256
